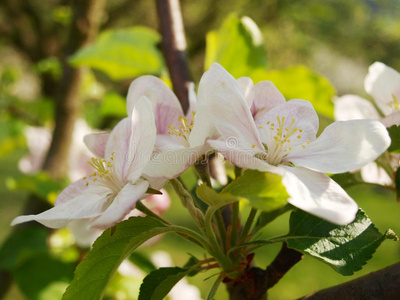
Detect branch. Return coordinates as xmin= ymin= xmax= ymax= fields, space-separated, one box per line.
xmin=42 ymin=0 xmax=106 ymax=179
xmin=265 ymin=242 xmax=303 ymax=289
xmin=298 ymin=262 xmax=400 ymax=300
xmin=156 ymin=0 xmax=191 ymax=114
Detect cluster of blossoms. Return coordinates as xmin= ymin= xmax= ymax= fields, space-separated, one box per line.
xmin=335 ymin=62 xmax=400 ymax=185
xmin=12 ymin=63 xmax=390 ymax=232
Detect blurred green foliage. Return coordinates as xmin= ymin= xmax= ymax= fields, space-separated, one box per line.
xmin=69 ymin=27 xmax=165 ymax=80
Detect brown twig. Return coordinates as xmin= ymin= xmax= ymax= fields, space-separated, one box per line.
xmin=265 ymin=243 xmax=303 ymax=289
xmin=297 ymin=261 xmax=400 ymax=300
xmin=156 ymin=0 xmax=191 ymax=114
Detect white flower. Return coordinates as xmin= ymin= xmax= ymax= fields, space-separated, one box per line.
xmin=11 ymin=96 xmax=156 ymax=230
xmin=334 ymin=62 xmax=400 ymax=185
xmin=203 ymin=63 xmax=390 ymax=225
xmin=125 ymin=76 xmax=217 ymax=179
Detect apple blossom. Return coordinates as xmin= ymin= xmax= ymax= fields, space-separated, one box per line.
xmin=124 ymin=76 xmax=217 ymax=179
xmin=202 ymin=63 xmax=391 ymax=225
xmin=334 ymin=62 xmax=400 ymax=185
xmin=11 ymin=96 xmax=157 ymax=230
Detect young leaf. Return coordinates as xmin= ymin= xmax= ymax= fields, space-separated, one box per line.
xmin=63 ymin=217 xmax=171 ymax=300
xmin=138 ymin=267 xmax=192 ymax=300
xmin=205 ymin=14 xmax=267 ymax=78
xmin=223 ymin=170 xmax=289 ymax=212
xmin=196 ymin=183 xmax=240 ymax=208
xmin=286 ymin=209 xmax=397 ymax=275
xmin=69 ymin=27 xmax=165 ymax=80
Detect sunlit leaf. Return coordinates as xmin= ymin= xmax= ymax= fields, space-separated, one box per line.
xmin=69 ymin=27 xmax=165 ymax=80
xmin=252 ymin=66 xmax=336 ymax=119
xmin=205 ymin=15 xmax=267 ymax=78
xmin=286 ymin=209 xmax=398 ymax=275
xmin=99 ymin=92 xmax=127 ymax=118
xmin=223 ymin=170 xmax=289 ymax=212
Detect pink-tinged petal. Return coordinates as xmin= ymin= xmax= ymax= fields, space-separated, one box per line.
xmin=89 ymin=180 xmax=149 ymax=229
xmin=143 ymin=145 xmax=208 ymax=179
xmin=156 ymin=134 xmax=186 ymax=152
xmin=365 ymin=62 xmax=400 ymax=116
xmin=286 ymin=119 xmax=391 ymax=174
xmin=256 ymin=99 xmax=319 ymax=148
xmin=236 ymin=77 xmax=254 ymax=108
xmin=208 ymin=140 xmax=280 ymax=173
xmin=143 ymin=189 xmax=171 ymax=214
xmin=11 ymin=188 xmax=109 ymax=229
xmin=55 ymin=179 xmax=109 ymax=205
xmin=68 ymin=219 xmax=102 ymax=247
xmin=334 ymin=95 xmax=380 ymax=121
xmin=252 ymin=81 xmax=286 ymax=118
xmin=381 ymin=111 xmax=400 ymax=127
xmin=282 ymin=166 xmax=358 ymax=225
xmin=105 ymin=96 xmax=156 ymax=182
xmin=84 ymin=132 xmax=110 ymax=158
xmin=361 ymin=162 xmax=393 ymax=185
xmin=126 ymin=75 xmax=183 ymax=133
xmin=199 ymin=63 xmax=263 ymax=150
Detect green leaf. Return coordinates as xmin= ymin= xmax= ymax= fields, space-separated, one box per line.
xmin=286 ymin=209 xmax=397 ymax=275
xmin=223 ymin=170 xmax=289 ymax=212
xmin=69 ymin=27 xmax=165 ymax=80
xmin=196 ymin=183 xmax=240 ymax=208
xmin=13 ymin=253 xmax=74 ymax=300
xmin=0 ymin=227 xmax=48 ymax=270
xmin=205 ymin=15 xmax=267 ymax=78
xmin=252 ymin=66 xmax=336 ymax=119
xmin=62 ymin=217 xmax=171 ymax=300
xmin=387 ymin=125 xmax=400 ymax=152
xmin=138 ymin=267 xmax=193 ymax=300
xmin=331 ymin=172 xmax=363 ymax=189
xmin=99 ymin=92 xmax=127 ymax=118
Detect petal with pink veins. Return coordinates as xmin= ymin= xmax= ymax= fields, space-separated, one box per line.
xmin=84 ymin=132 xmax=110 ymax=158
xmin=126 ymin=75 xmax=183 ymax=133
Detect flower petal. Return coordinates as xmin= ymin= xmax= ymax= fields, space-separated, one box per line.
xmin=360 ymin=162 xmax=393 ymax=185
xmin=282 ymin=166 xmax=358 ymax=225
xmin=208 ymin=140 xmax=279 ymax=173
xmin=334 ymin=95 xmax=380 ymax=121
xmin=236 ymin=77 xmax=254 ymax=108
xmin=381 ymin=111 xmax=400 ymax=127
xmin=199 ymin=63 xmax=263 ymax=150
xmin=68 ymin=219 xmax=102 ymax=247
xmin=126 ymin=75 xmax=183 ymax=133
xmin=364 ymin=62 xmax=400 ymax=116
xmin=144 ymin=145 xmax=207 ymax=179
xmin=11 ymin=187 xmax=109 ymax=228
xmin=89 ymin=180 xmax=149 ymax=229
xmin=84 ymin=132 xmax=110 ymax=158
xmin=252 ymin=81 xmax=286 ymax=118
xmin=256 ymin=99 xmax=319 ymax=148
xmin=105 ymin=96 xmax=156 ymax=182
xmin=286 ymin=119 xmax=391 ymax=173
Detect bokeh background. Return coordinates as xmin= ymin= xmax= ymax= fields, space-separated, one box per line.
xmin=1 ymin=0 xmax=400 ymax=299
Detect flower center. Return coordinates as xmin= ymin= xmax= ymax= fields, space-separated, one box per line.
xmin=167 ymin=112 xmax=195 ymax=147
xmin=84 ymin=152 xmax=125 ymax=194
xmin=387 ymin=94 xmax=400 ymax=111
xmin=256 ymin=116 xmax=309 ymax=165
